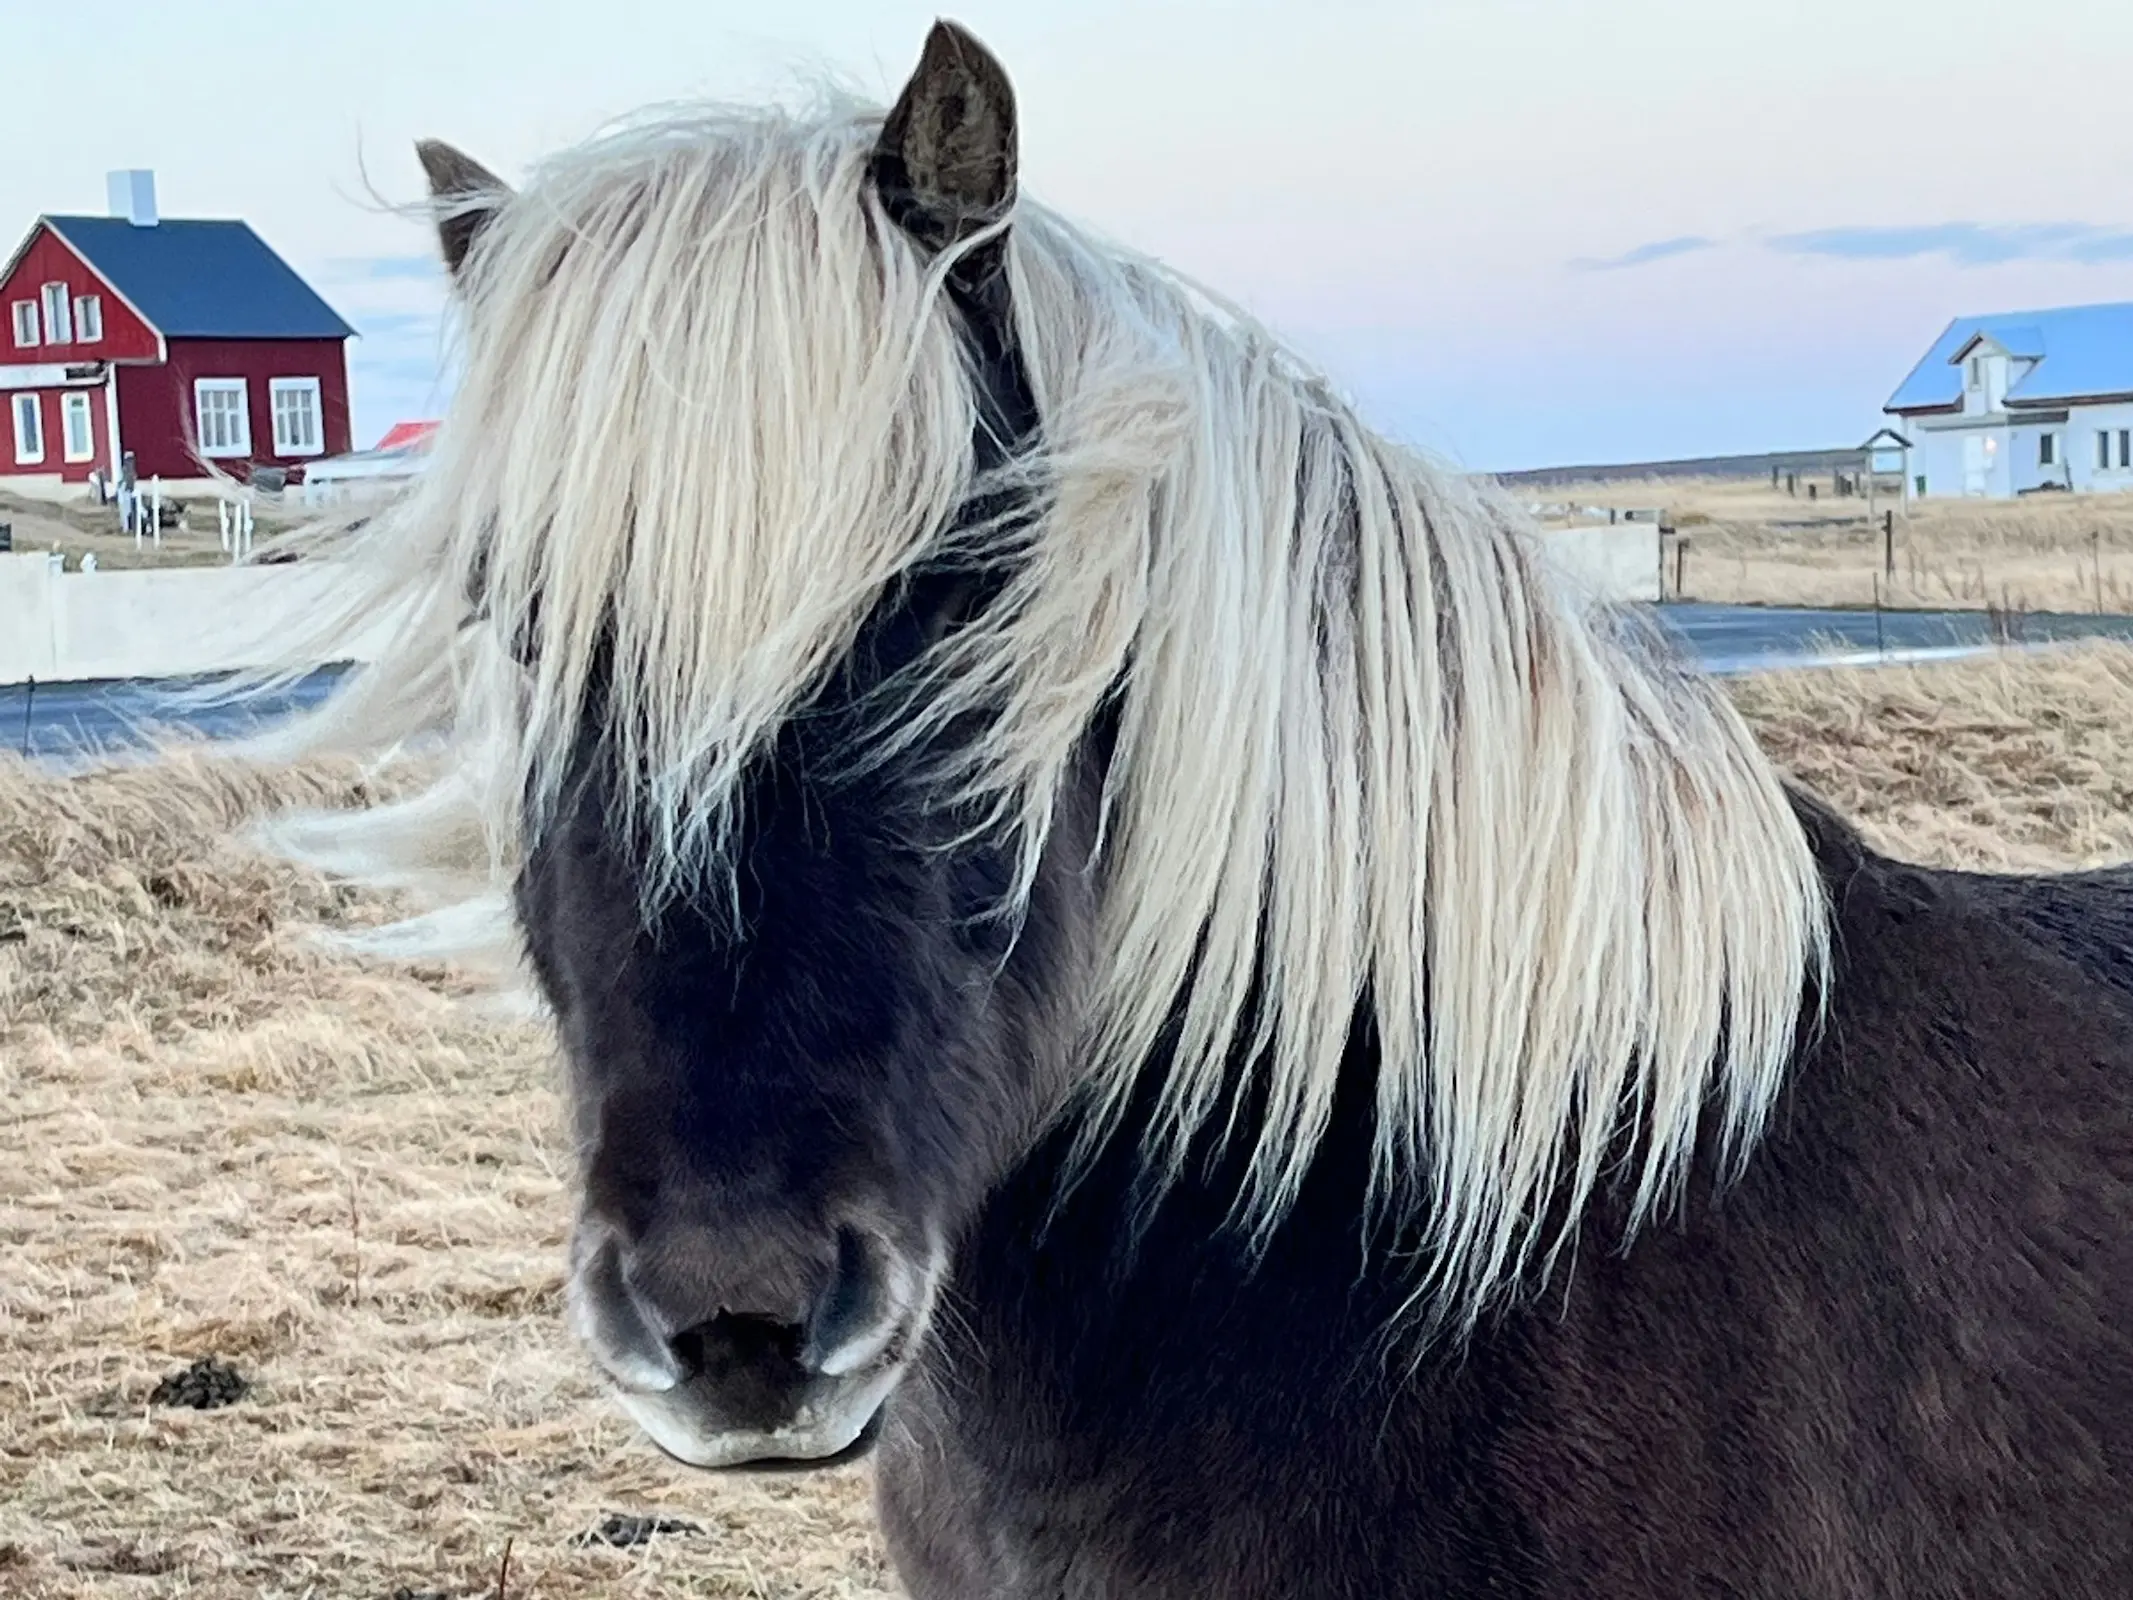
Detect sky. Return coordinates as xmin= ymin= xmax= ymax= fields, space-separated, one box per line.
xmin=8 ymin=0 xmax=2133 ymax=473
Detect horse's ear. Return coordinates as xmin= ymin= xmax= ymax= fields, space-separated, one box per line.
xmin=416 ymin=139 xmax=510 ymax=280
xmin=870 ymin=21 xmax=1018 ymax=267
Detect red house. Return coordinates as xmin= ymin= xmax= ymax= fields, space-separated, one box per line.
xmin=0 ymin=170 xmax=354 ymax=493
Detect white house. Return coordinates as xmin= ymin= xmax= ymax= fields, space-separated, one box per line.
xmin=1885 ymin=301 xmax=2133 ymax=498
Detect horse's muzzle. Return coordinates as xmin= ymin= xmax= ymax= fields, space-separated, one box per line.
xmin=565 ymin=1217 xmax=934 ymax=1469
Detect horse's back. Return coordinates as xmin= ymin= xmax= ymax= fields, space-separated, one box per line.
xmin=1501 ymin=839 xmax=2133 ymax=1597
xmin=1959 ymin=857 xmax=2133 ymax=1001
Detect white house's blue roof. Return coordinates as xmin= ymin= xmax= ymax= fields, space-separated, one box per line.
xmin=1886 ymin=301 xmax=2133 ymax=413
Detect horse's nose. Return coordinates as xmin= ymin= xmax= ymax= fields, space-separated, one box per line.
xmin=568 ymin=1218 xmax=903 ymax=1399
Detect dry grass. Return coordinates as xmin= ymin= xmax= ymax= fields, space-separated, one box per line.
xmin=0 ymin=490 xmax=303 ymax=572
xmin=7 ymin=646 xmax=2133 ymax=1596
xmin=0 ymin=754 xmax=893 ymax=1598
xmin=1732 ymin=641 xmax=2133 ymax=871
xmin=1531 ymin=476 xmax=2133 ymax=612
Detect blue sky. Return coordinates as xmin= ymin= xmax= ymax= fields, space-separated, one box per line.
xmin=7 ymin=0 xmax=2133 ymax=473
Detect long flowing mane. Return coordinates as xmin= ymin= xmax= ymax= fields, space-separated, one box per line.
xmin=253 ymin=91 xmax=1829 ymax=1325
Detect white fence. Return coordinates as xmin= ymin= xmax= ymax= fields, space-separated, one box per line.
xmin=0 ymin=521 xmax=1661 ymax=689
xmin=0 ymin=554 xmax=401 ymax=687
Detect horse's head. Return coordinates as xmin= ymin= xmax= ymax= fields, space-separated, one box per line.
xmin=416 ymin=23 xmax=1091 ymax=1469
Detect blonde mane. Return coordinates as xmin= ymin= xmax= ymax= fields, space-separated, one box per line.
xmin=254 ymin=92 xmax=1829 ymax=1325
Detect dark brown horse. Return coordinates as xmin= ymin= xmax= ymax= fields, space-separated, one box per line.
xmin=259 ymin=22 xmax=2131 ymax=1595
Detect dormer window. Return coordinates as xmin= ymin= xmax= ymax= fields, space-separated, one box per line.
xmin=1962 ymin=343 xmax=2011 ymax=412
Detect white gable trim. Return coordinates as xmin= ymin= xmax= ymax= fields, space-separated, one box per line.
xmin=1950 ymin=332 xmax=2009 ymax=364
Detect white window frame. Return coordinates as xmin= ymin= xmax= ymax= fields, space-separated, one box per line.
xmin=267 ymin=376 xmax=325 ymax=457
xmin=194 ymin=377 xmax=252 ymax=459
xmin=61 ymin=391 xmax=95 ymax=463
xmin=39 ymin=282 xmax=71 ymax=346
xmin=73 ymin=294 xmax=103 ymax=345
xmin=2040 ymin=431 xmax=2058 ymax=468
xmin=10 ymin=300 xmax=37 ymax=348
xmin=11 ymin=392 xmax=45 ymax=464
xmin=2100 ymin=431 xmax=2114 ymax=472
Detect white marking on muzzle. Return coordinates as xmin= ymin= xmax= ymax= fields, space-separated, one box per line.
xmin=617 ymin=1363 xmax=903 ymax=1469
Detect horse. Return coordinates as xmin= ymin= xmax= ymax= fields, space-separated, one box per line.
xmin=249 ymin=21 xmax=2132 ymax=1596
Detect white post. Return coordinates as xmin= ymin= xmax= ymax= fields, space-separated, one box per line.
xmin=150 ymin=477 xmax=162 ymax=549
xmin=219 ymin=498 xmax=231 ymax=553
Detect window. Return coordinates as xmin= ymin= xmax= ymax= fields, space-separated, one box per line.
xmin=10 ymin=301 xmax=36 ymax=347
xmin=2101 ymin=432 xmax=2114 ymax=471
xmin=73 ymin=295 xmax=102 ymax=344
xmin=194 ymin=378 xmax=251 ymax=458
xmin=2040 ymin=432 xmax=2058 ymax=467
xmin=2121 ymin=430 xmax=2131 ymax=470
xmin=61 ymin=392 xmax=94 ymax=462
xmin=39 ymin=282 xmax=71 ymax=345
xmin=1968 ymin=356 xmax=1984 ymax=388
xmin=1916 ymin=475 xmax=1928 ymax=498
xmin=11 ymin=393 xmax=44 ymax=464
xmin=268 ymin=377 xmax=323 ymax=456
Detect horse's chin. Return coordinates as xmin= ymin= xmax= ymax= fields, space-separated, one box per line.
xmin=612 ymin=1364 xmax=900 ymax=1472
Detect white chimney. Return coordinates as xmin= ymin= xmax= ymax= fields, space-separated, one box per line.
xmin=107 ymin=169 xmax=158 ymax=227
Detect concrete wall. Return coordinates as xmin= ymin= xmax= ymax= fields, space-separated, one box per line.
xmin=0 ymin=553 xmax=401 ymax=686
xmin=1539 ymin=522 xmax=1662 ymax=604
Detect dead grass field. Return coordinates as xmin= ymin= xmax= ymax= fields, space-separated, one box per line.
xmin=0 ymin=490 xmax=303 ymax=572
xmin=1531 ymin=476 xmax=2133 ymax=613
xmin=8 ymin=645 xmax=2133 ymax=1597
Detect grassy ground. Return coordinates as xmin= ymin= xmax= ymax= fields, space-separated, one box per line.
xmin=1530 ymin=476 xmax=2133 ymax=613
xmin=7 ymin=645 xmax=2133 ymax=1596
xmin=0 ymin=491 xmax=304 ymax=572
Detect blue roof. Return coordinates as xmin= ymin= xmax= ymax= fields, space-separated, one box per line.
xmin=1887 ymin=301 xmax=2133 ymax=412
xmin=44 ymin=215 xmax=354 ymax=340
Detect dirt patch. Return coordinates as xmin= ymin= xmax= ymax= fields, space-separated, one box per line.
xmin=149 ymin=1356 xmax=250 ymax=1411
xmin=57 ymin=1542 xmax=180 ymax=1577
xmin=574 ymin=1513 xmax=706 ymax=1548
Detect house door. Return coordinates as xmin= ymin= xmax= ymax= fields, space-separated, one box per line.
xmin=1963 ymin=435 xmax=1989 ymax=496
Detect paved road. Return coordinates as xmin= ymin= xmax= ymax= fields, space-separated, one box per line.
xmin=3 ymin=666 xmax=354 ymax=763
xmin=1656 ymin=602 xmax=2133 ymax=675
xmin=10 ymin=605 xmax=2133 ymax=762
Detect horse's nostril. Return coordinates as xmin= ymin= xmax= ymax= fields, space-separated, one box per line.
xmin=668 ymin=1312 xmax=809 ymax=1387
xmin=803 ymin=1227 xmax=897 ymax=1377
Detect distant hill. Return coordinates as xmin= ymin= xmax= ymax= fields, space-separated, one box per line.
xmin=1493 ymin=447 xmax=1871 ymax=489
